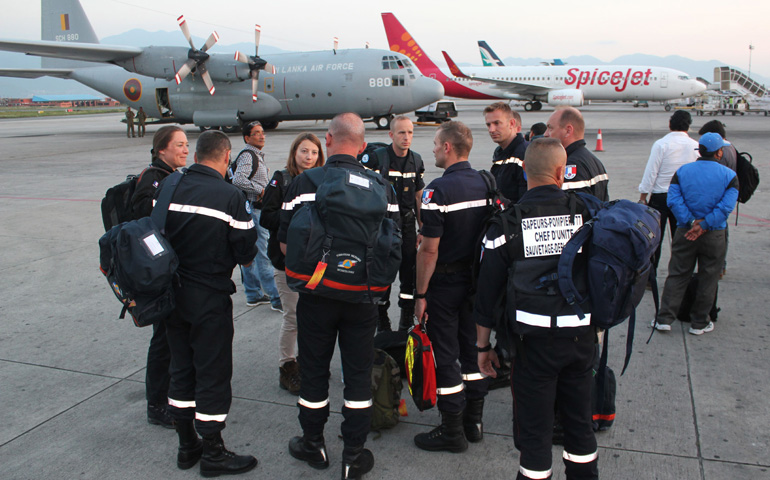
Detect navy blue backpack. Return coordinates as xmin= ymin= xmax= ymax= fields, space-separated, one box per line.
xmin=557 ymin=194 xmax=661 ymax=375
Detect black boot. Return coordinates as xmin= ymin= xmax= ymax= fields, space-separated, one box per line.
xmin=175 ymin=420 xmax=203 ymax=470
xmin=376 ymin=305 xmax=391 ymax=333
xmin=463 ymin=398 xmax=484 ymax=443
xmin=414 ymin=411 xmax=468 ymax=453
xmin=341 ymin=445 xmax=374 ymax=479
xmin=398 ymin=306 xmax=414 ymax=332
xmin=288 ymin=434 xmax=329 ymax=469
xmin=147 ymin=402 xmax=175 ymax=429
xmin=200 ymin=432 xmax=258 ymax=477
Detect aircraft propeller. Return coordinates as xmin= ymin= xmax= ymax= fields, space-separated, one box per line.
xmin=174 ymin=15 xmax=219 ymax=95
xmin=234 ymin=25 xmax=276 ymax=102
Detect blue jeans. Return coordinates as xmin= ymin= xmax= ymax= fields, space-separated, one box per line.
xmin=241 ymin=207 xmax=280 ymax=305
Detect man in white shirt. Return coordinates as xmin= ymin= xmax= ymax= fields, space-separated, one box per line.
xmin=638 ymin=110 xmax=698 ymax=268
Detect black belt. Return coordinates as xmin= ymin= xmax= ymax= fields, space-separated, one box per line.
xmin=434 ymin=261 xmax=472 ymax=275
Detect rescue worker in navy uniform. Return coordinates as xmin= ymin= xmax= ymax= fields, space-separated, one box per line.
xmin=364 ymin=115 xmax=425 ymax=332
xmin=413 ymin=121 xmax=490 ymax=453
xmin=475 ymin=138 xmax=599 ymax=480
xmin=279 ymin=113 xmax=400 ymax=479
xmin=545 ymin=106 xmax=609 ymax=201
xmin=157 ymin=130 xmax=259 ymax=476
xmin=130 ymin=125 xmax=189 ymax=430
xmin=484 ymin=102 xmax=528 ymax=203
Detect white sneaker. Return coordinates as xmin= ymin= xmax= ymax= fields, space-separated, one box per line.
xmin=688 ymin=322 xmax=715 ymax=336
xmin=651 ymin=319 xmax=671 ymax=331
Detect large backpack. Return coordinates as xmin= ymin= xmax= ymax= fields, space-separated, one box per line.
xmin=735 ymin=151 xmax=759 ymax=204
xmin=404 ymin=320 xmax=437 ymax=412
xmin=284 ymin=166 xmax=401 ymax=303
xmin=357 ymin=142 xmax=389 ymax=167
xmin=98 ymin=171 xmax=184 ymax=327
xmin=100 ymin=166 xmax=163 ymax=232
xmin=557 ymin=195 xmax=661 ymax=375
xmin=370 ymin=348 xmax=404 ymax=432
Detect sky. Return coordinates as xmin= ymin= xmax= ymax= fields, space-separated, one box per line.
xmin=2 ymin=0 xmax=769 ymax=78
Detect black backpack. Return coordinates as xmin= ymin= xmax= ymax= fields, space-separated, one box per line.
xmin=357 ymin=142 xmax=389 ymax=168
xmin=101 ymin=166 xmax=163 ymax=232
xmin=98 ymin=171 xmax=184 ymax=327
xmin=226 ymin=149 xmax=259 ymax=184
xmin=285 ymin=166 xmax=402 ymax=303
xmin=736 ymin=151 xmax=759 ymax=204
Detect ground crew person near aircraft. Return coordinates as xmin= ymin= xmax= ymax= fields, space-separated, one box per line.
xmin=136 ymin=106 xmax=147 ymax=138
xmin=484 ymin=102 xmax=528 ymax=203
xmin=279 ymin=113 xmax=400 ymax=479
xmin=475 ymin=138 xmax=599 ymax=480
xmin=365 ymin=115 xmax=425 ymax=332
xmin=125 ymin=106 xmax=135 ymax=138
xmin=413 ymin=121 xmax=490 ymax=453
xmin=545 ymin=106 xmax=609 ymax=201
xmin=157 ymin=130 xmax=259 ymax=476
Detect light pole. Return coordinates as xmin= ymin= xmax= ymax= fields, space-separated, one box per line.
xmin=748 ymin=44 xmax=754 ymax=79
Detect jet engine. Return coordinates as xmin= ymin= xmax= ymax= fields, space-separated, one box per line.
xmin=547 ymin=89 xmax=584 ymax=107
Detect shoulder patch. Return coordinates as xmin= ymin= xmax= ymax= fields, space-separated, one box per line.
xmin=565 ymin=165 xmax=577 ymax=180
xmin=421 ymin=189 xmax=434 ymax=205
xmin=245 ymin=199 xmax=252 ymax=214
xmin=269 ymin=178 xmax=278 ymax=187
xmin=361 ymin=154 xmax=370 ymax=164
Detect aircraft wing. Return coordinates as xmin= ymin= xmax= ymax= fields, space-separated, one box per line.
xmin=0 ymin=39 xmax=142 ymax=63
xmin=442 ymin=51 xmax=552 ymax=97
xmin=0 ymin=68 xmax=72 ymax=79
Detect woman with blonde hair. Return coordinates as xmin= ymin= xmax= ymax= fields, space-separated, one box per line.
xmin=259 ymin=132 xmax=325 ymax=394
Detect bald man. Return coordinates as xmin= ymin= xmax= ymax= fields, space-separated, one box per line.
xmin=545 ymin=107 xmax=609 ymax=201
xmin=475 ymin=138 xmax=599 ymax=480
xmin=279 ymin=113 xmax=399 ymax=480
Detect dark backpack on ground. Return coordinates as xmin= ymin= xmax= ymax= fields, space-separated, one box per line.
xmin=374 ymin=330 xmax=408 ymax=374
xmin=558 ymin=195 xmax=661 ymax=375
xmin=676 ymin=274 xmax=720 ymax=323
xmin=592 ymin=362 xmax=616 ymax=432
xmin=370 ymin=348 xmax=403 ymax=431
xmin=285 ymin=166 xmax=402 ymax=303
xmin=98 ymin=171 xmax=184 ymax=327
xmin=101 ymin=166 xmax=163 ymax=232
xmin=735 ymin=151 xmax=759 ymax=204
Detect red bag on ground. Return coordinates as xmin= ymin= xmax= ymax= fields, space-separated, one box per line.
xmin=405 ymin=319 xmax=437 ymax=411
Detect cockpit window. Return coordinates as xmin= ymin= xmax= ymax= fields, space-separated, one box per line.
xmin=678 ymin=75 xmax=690 ymax=81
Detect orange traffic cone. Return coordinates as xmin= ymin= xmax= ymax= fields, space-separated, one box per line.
xmin=595 ymin=129 xmax=604 ymax=152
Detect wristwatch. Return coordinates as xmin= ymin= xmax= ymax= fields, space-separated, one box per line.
xmin=414 ymin=292 xmax=426 ymax=299
xmin=476 ymin=343 xmax=492 ymax=353
xmin=686 ymin=219 xmax=695 ymax=229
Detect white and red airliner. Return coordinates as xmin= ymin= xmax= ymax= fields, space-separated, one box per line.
xmin=382 ymin=13 xmax=706 ymax=111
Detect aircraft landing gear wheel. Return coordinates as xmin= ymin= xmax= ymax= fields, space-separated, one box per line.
xmin=664 ymin=104 xmax=672 ymax=112
xmin=199 ymin=126 xmax=219 ymax=132
xmin=374 ymin=115 xmax=392 ymax=130
xmin=262 ymin=120 xmax=280 ymax=130
xmin=533 ymin=101 xmax=543 ymax=111
xmin=524 ymin=102 xmax=534 ymax=112
xmin=221 ymin=125 xmax=241 ymax=133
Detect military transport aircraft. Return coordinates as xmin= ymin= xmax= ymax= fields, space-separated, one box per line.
xmin=0 ymin=0 xmax=443 ymax=130
xmin=383 ymin=13 xmax=705 ymax=111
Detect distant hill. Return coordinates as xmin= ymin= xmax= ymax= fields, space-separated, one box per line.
xmin=0 ymin=29 xmax=766 ymax=97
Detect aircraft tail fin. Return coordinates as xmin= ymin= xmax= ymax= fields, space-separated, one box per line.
xmin=381 ymin=13 xmax=442 ymax=76
xmin=478 ymin=41 xmax=504 ymax=67
xmin=41 ymin=0 xmax=100 ymax=68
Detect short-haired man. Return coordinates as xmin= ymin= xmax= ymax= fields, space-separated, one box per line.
xmin=653 ymin=133 xmax=738 ymax=335
xmin=136 ymin=106 xmax=147 ymax=138
xmin=280 ymin=113 xmax=400 ymax=479
xmin=158 ymin=130 xmax=259 ymax=476
xmin=365 ymin=115 xmax=425 ymax=332
xmin=637 ymin=110 xmax=698 ymax=268
xmin=125 ymin=106 xmax=135 ymax=138
xmin=529 ymin=122 xmax=547 ymax=141
xmin=233 ymin=121 xmax=281 ymax=311
xmin=413 ymin=121 xmax=490 ymax=453
xmin=545 ymin=106 xmax=609 ymax=201
xmin=484 ymin=102 xmax=528 ymax=203
xmin=475 ymin=138 xmax=599 ymax=480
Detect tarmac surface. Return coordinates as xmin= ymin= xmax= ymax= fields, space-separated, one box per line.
xmin=0 ymin=101 xmax=768 ymax=480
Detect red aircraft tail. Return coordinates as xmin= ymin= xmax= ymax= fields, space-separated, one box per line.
xmin=381 ymin=12 xmax=443 ymax=77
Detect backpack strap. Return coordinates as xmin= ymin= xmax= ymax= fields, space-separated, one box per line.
xmin=374 ymin=147 xmax=390 ymax=179
xmin=556 ymin=220 xmax=594 ymax=320
xmin=150 ymin=170 xmax=185 ymax=234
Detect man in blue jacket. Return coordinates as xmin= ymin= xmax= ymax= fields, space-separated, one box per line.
xmin=653 ymin=132 xmax=738 ymax=335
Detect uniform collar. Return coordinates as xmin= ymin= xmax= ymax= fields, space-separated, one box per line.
xmin=189 ymin=163 xmax=225 ymax=179
xmin=498 ymin=133 xmax=525 ymax=156
xmin=326 ymin=154 xmax=362 ymax=168
xmin=564 ymin=139 xmax=587 ymax=155
xmin=151 ymin=159 xmax=176 ymax=173
xmin=443 ymin=160 xmax=472 ymax=176
xmin=518 ymin=184 xmax=565 ymax=203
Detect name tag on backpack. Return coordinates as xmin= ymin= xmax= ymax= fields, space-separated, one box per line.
xmin=521 ymin=215 xmax=582 ymax=258
xmin=141 ymin=232 xmax=166 ymax=257
xmin=347 ymin=172 xmax=371 ymax=190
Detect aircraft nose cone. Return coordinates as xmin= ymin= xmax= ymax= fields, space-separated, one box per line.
xmin=414 ymin=75 xmax=444 ymax=107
